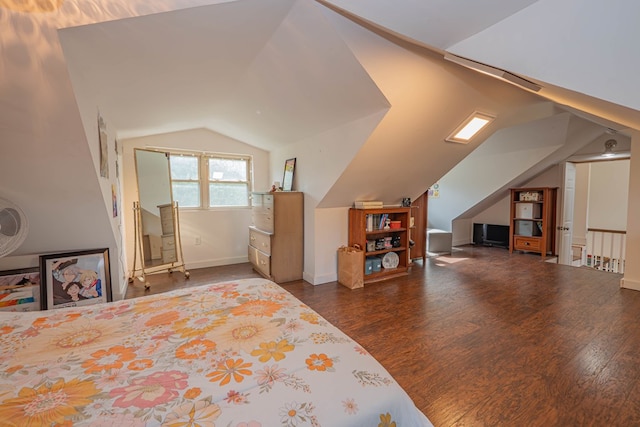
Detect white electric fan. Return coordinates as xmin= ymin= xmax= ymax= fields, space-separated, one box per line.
xmin=0 ymin=198 xmax=28 ymax=258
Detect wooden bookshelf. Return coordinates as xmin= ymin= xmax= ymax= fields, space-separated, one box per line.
xmin=348 ymin=207 xmax=410 ymax=284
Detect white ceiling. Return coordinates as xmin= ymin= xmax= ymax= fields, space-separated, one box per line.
xmin=60 ymin=0 xmax=390 ymax=151
xmin=57 ymin=0 xmax=639 ymax=153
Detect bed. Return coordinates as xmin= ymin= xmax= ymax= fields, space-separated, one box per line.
xmin=0 ymin=278 xmax=432 ymax=426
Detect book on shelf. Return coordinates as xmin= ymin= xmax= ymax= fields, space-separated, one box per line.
xmin=365 ymin=213 xmax=390 ymax=231
xmin=354 ymin=200 xmax=383 ymax=209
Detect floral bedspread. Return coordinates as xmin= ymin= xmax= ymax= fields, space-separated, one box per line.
xmin=0 ymin=278 xmax=432 ymax=426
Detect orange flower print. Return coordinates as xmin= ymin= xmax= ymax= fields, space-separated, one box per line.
xmin=231 ymin=300 xmax=282 ymax=317
xmin=175 ymin=338 xmax=216 ymax=360
xmin=172 ymin=311 xmax=226 ymax=338
xmin=82 ymin=345 xmax=136 ymax=373
xmin=163 ymin=400 xmax=221 ymax=426
xmin=378 ymin=412 xmax=397 ymax=427
xmin=211 ymin=283 xmax=238 ymax=294
xmin=134 ymin=295 xmax=184 ymax=315
xmin=222 ymin=290 xmax=240 ymax=299
xmin=127 ymin=359 xmax=153 ymax=371
xmin=211 ymin=316 xmax=280 ymax=353
xmin=206 ymin=358 xmax=252 ymax=386
xmin=0 ymin=325 xmax=14 ymax=335
xmin=305 ymin=353 xmax=333 ymax=372
xmin=184 ymin=388 xmax=201 ymax=399
xmin=250 ymin=339 xmax=295 ymax=362
xmin=300 ymin=312 xmax=319 ymax=324
xmin=5 ymin=365 xmax=22 ymax=374
xmin=144 ymin=310 xmax=180 ymax=328
xmin=225 ymin=389 xmax=248 ymax=404
xmin=32 ymin=313 xmax=81 ymax=329
xmin=0 ymin=378 xmax=99 ymax=425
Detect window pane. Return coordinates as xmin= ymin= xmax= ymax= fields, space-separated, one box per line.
xmin=209 ymin=182 xmax=248 ymax=207
xmin=170 ymin=156 xmax=199 ymax=180
xmin=172 ymin=182 xmax=200 ymax=208
xmin=208 ymin=158 xmax=247 ymax=182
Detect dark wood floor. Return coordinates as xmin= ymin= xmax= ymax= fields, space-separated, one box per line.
xmin=126 ymin=245 xmax=640 ymax=426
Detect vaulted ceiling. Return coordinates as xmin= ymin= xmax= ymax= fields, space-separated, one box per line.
xmin=58 ymin=0 xmax=640 ymax=152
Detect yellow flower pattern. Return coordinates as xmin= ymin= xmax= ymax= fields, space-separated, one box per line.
xmin=250 ymin=339 xmax=295 ymax=362
xmin=0 ymin=278 xmax=427 ymax=426
xmin=0 ymin=378 xmax=99 ymax=425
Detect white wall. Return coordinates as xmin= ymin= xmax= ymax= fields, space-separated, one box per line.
xmin=572 ymin=163 xmax=590 ymax=246
xmin=449 ymin=0 xmax=640 ymax=117
xmin=121 ymin=129 xmax=270 ymax=274
xmin=270 ymin=111 xmax=384 ymax=284
xmin=588 ymin=160 xmax=629 ymax=231
xmin=622 ymin=131 xmax=640 ymax=290
xmin=431 ymin=113 xmax=567 ymax=231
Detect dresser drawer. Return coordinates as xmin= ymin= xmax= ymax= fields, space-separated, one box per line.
xmin=162 ymin=248 xmax=177 ymax=263
xmin=251 ymin=193 xmax=273 ymax=210
xmin=161 ymin=234 xmax=176 ymax=250
xmin=514 ymin=236 xmax=541 ymax=252
xmin=249 ymin=227 xmax=271 ymax=255
xmin=248 ymin=246 xmax=271 ymax=278
xmin=252 ymin=212 xmax=274 ymax=233
xmin=159 ymin=204 xmax=174 ymax=234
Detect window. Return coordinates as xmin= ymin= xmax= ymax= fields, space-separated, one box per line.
xmin=169 ymin=151 xmax=252 ymax=208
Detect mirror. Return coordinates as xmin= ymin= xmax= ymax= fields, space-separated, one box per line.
xmin=134 ymin=149 xmax=178 ymax=268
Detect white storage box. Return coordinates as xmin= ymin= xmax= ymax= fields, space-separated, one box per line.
xmin=427 ymin=229 xmax=452 ymax=253
xmin=515 ymin=221 xmax=534 ymax=236
xmin=515 ymin=203 xmax=541 ymax=219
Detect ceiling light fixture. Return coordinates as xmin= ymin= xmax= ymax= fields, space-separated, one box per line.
xmin=602 ymin=139 xmax=617 ymax=157
xmin=446 ymin=111 xmax=495 ymax=144
xmin=444 ymin=53 xmax=542 ymax=93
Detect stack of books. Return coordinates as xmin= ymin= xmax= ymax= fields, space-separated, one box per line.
xmin=354 ymin=200 xmax=383 ymax=209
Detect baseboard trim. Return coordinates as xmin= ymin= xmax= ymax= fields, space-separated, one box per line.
xmin=620 ymin=277 xmax=640 ymax=291
xmin=185 ymin=256 xmax=249 ymax=271
xmin=304 ymin=271 xmax=335 ymax=285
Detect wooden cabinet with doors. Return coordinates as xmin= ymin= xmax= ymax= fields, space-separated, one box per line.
xmin=248 ymin=191 xmax=303 ymax=283
xmin=348 ymin=207 xmax=411 ymax=284
xmin=509 ymin=187 xmax=557 ymax=257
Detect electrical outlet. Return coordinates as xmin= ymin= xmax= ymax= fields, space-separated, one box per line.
xmin=195 ymin=236 xmax=201 ymax=245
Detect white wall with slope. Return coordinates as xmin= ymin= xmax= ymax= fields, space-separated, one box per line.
xmin=429 ymin=112 xmax=606 ymax=233
xmin=448 ymin=0 xmax=640 ymax=113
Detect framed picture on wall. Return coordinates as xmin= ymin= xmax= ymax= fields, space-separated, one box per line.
xmin=282 ymin=158 xmax=296 ymax=191
xmin=0 ymin=268 xmax=40 ymax=312
xmin=40 ymin=248 xmax=112 ymax=310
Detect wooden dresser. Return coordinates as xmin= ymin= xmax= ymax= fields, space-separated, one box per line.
xmin=248 ymin=191 xmax=303 ymax=283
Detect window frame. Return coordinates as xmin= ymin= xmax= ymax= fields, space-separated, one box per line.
xmin=167 ymin=149 xmax=253 ymax=210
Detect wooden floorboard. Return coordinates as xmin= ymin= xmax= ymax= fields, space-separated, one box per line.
xmin=126 ymin=245 xmax=640 ymax=426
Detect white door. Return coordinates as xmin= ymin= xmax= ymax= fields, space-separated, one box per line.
xmin=558 ymin=162 xmax=576 ymax=265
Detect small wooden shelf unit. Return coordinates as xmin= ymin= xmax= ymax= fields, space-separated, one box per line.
xmin=348 ymin=207 xmax=411 ymax=284
xmin=509 ymin=187 xmax=557 ymax=257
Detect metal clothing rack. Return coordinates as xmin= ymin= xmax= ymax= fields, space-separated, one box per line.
xmin=129 ymin=201 xmax=189 ymax=289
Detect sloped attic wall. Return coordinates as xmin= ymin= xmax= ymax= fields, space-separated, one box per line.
xmin=287 ymin=6 xmax=562 ymax=284
xmin=429 ymin=112 xmax=606 ymax=233
xmin=0 ymin=4 xmax=126 ymax=296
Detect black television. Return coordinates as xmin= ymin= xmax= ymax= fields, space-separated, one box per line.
xmin=473 ymin=223 xmax=510 ymax=249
